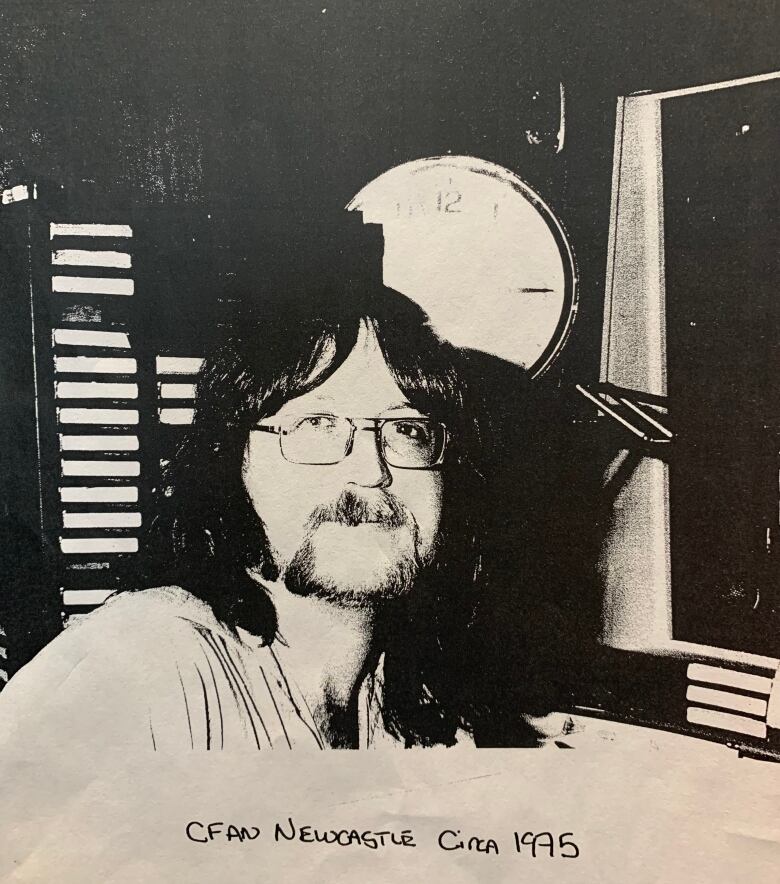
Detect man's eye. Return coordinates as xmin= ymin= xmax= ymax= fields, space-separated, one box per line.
xmin=297 ymin=415 xmax=337 ymax=431
xmin=393 ymin=420 xmax=430 ymax=441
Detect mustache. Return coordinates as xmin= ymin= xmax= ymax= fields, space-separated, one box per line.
xmin=306 ymin=488 xmax=409 ymax=530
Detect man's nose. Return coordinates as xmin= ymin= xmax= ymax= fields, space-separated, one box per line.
xmin=343 ymin=427 xmax=392 ymax=489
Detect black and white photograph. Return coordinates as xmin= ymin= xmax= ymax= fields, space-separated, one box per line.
xmin=0 ymin=2 xmax=778 ymax=881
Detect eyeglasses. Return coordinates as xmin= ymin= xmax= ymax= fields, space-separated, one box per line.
xmin=253 ymin=414 xmax=448 ymax=469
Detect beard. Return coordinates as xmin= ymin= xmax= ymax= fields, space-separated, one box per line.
xmin=281 ymin=488 xmax=437 ymax=607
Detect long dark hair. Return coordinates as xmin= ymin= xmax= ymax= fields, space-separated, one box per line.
xmin=141 ymin=286 xmax=487 ymax=746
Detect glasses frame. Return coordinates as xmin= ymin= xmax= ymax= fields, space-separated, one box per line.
xmin=252 ymin=414 xmax=448 ymax=469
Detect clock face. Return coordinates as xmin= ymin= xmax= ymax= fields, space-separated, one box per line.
xmin=347 ymin=155 xmax=577 ymax=376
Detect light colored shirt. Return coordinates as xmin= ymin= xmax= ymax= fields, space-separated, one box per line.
xmin=0 ymin=586 xmax=394 ymax=752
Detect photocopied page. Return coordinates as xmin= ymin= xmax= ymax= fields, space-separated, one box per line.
xmin=0 ymin=3 xmax=778 ymax=882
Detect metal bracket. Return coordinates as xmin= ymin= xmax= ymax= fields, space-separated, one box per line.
xmin=576 ymin=382 xmax=673 ymax=448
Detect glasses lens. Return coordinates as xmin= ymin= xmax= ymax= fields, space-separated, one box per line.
xmin=382 ymin=419 xmax=445 ymax=468
xmin=281 ymin=415 xmax=351 ymax=464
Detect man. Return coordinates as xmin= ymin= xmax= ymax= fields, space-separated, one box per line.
xmin=0 ymin=220 xmax=487 ymax=750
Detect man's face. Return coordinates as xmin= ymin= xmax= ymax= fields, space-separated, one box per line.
xmin=242 ymin=321 xmax=443 ymax=605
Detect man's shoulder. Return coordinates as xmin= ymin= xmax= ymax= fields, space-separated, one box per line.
xmin=0 ymin=588 xmax=221 ymax=721
xmin=76 ymin=585 xmax=223 ymax=640
xmin=38 ymin=585 xmax=230 ymax=683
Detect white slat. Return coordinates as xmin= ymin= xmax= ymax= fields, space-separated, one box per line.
xmin=50 ymin=223 xmax=132 ymax=238
xmin=63 ymin=512 xmax=142 ymax=529
xmin=156 ymin=356 xmax=203 ymax=374
xmin=61 ymin=460 xmax=140 ymax=477
xmin=59 ymin=537 xmax=138 ymax=554
xmin=159 ymin=407 xmax=194 ymax=425
xmin=55 ymin=357 xmax=137 ymax=374
xmin=52 ymin=276 xmax=134 ymax=296
xmin=159 ymin=383 xmax=196 ymax=398
xmin=52 ymin=250 xmax=131 ymax=268
xmin=57 ymin=408 xmax=139 ymax=425
xmin=59 ymin=486 xmax=138 ymax=503
xmin=62 ymin=589 xmax=115 ymax=606
xmin=59 ymin=435 xmax=139 ymax=452
xmin=55 ymin=381 xmax=138 ymax=399
xmin=53 ymin=329 xmax=131 ymax=348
